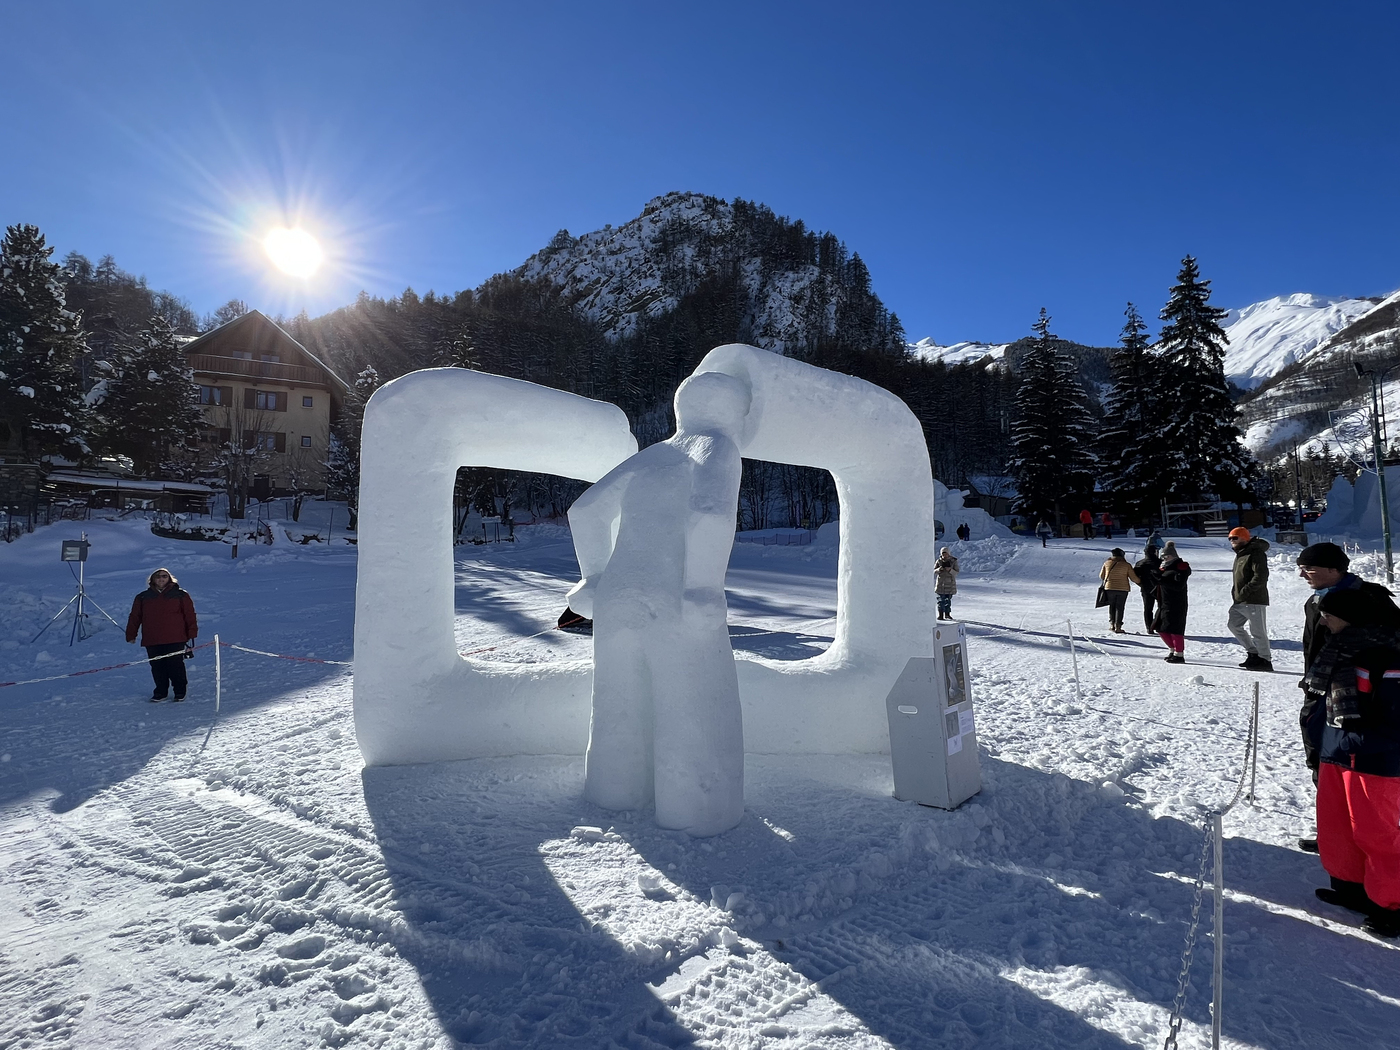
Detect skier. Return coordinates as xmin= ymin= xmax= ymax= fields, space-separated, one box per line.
xmin=125 ymin=567 xmax=198 ymax=702
xmin=1078 ymin=508 xmax=1094 ymax=540
xmin=1035 ymin=517 xmax=1053 ymax=548
xmin=1302 ymin=587 xmax=1400 ymax=938
xmin=935 ymin=547 xmax=960 ymax=620
xmin=1098 ymin=548 xmax=1139 ymax=633
xmin=1295 ymin=542 xmax=1400 ymax=853
xmin=1152 ymin=541 xmax=1191 ymax=663
xmin=1134 ymin=545 xmax=1162 ymax=634
xmin=1227 ymin=527 xmax=1272 ymax=671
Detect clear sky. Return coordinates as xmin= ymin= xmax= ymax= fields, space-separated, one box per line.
xmin=4 ymin=1 xmax=1399 ymax=347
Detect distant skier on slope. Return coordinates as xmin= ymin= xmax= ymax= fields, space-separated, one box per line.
xmin=125 ymin=567 xmax=197 ymax=702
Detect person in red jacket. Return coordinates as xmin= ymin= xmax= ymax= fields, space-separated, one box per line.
xmin=125 ymin=567 xmax=198 ymax=702
xmin=1078 ymin=508 xmax=1095 ymax=540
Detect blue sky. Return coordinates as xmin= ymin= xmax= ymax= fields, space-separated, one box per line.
xmin=4 ymin=1 xmax=1399 ymax=346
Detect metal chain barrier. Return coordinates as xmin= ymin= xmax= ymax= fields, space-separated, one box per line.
xmin=1162 ymin=683 xmax=1260 ymax=1050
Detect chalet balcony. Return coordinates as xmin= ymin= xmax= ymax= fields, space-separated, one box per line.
xmin=188 ymin=353 xmax=326 ymax=386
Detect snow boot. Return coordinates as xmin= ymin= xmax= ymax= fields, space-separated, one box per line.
xmin=1315 ymin=877 xmax=1374 ymax=915
xmin=1298 ymin=837 xmax=1320 ymax=854
xmin=1243 ymin=654 xmax=1274 ymax=672
xmin=1164 ymin=652 xmax=1185 ymax=664
xmin=1363 ymin=907 xmax=1400 ymax=939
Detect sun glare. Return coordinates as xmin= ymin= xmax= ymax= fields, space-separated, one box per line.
xmin=263 ymin=227 xmax=324 ymax=278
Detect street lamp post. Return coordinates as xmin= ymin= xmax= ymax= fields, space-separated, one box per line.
xmin=1356 ymin=362 xmax=1395 ymax=587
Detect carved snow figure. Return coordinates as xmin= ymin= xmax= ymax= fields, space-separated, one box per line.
xmin=566 ymin=372 xmax=750 ymax=835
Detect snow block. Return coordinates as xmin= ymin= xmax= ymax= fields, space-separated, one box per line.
xmin=694 ymin=344 xmax=937 ymax=754
xmin=352 ymin=368 xmax=637 ymax=765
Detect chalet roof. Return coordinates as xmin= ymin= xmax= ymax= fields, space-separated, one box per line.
xmin=181 ymin=310 xmax=351 ymax=393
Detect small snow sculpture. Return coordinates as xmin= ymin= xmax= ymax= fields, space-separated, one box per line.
xmin=566 ymin=372 xmax=751 ymax=835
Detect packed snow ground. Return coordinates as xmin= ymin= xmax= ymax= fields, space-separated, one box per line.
xmin=2 ymin=514 xmax=1399 ymax=1049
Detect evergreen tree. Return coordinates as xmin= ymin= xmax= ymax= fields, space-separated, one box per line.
xmin=98 ymin=315 xmax=205 ymax=475
xmin=1156 ymin=256 xmax=1254 ymax=499
xmin=1098 ymin=303 xmax=1166 ymax=513
xmin=1007 ymin=309 xmax=1097 ymax=526
xmin=325 ymin=366 xmax=381 ymax=528
xmin=0 ymin=224 xmax=91 ymax=459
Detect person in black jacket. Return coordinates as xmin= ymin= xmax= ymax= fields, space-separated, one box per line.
xmin=1134 ymin=546 xmax=1162 ymax=635
xmin=1294 ymin=542 xmax=1400 ymax=852
xmin=1152 ymin=541 xmax=1191 ymax=662
xmin=1303 ymin=587 xmax=1400 ymax=938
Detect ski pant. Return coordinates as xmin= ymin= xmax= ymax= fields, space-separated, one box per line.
xmin=146 ymin=643 xmax=188 ymax=699
xmin=1142 ymin=593 xmax=1157 ymax=634
xmin=1104 ymin=590 xmax=1127 ymax=629
xmin=1158 ymin=632 xmax=1185 ymax=654
xmin=937 ymin=593 xmax=953 ymax=617
xmin=1227 ymin=602 xmax=1271 ymax=661
xmin=1317 ymin=763 xmax=1400 ymax=910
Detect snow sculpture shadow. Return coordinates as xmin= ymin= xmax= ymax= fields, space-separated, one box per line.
xmin=692 ymin=344 xmax=937 ymax=753
xmin=353 ymin=368 xmax=636 ymax=765
xmin=567 ymin=372 xmax=750 ymax=835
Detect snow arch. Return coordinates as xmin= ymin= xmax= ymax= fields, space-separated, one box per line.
xmin=352 ymin=368 xmax=637 ymax=765
xmin=692 ymin=344 xmax=937 ymax=753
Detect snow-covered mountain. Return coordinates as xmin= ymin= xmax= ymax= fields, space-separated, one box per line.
xmin=906 ymin=337 xmax=1009 ymax=367
xmin=515 ymin=191 xmax=903 ymax=355
xmin=1222 ymin=292 xmax=1379 ymax=391
xmin=1239 ymin=289 xmax=1400 ymax=461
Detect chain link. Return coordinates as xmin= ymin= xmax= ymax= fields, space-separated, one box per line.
xmin=1162 ymin=694 xmax=1259 ymax=1049
xmin=1164 ymin=818 xmax=1214 ymax=1050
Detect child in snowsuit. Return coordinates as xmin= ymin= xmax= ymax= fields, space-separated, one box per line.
xmin=934 ymin=547 xmax=960 ymax=620
xmin=1303 ymin=587 xmax=1400 ymax=938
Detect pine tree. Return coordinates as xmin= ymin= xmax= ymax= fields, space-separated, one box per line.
xmin=1007 ymin=309 xmax=1097 ymax=526
xmin=98 ymin=315 xmax=205 ymax=475
xmin=1156 ymin=256 xmax=1254 ymax=500
xmin=325 ymin=366 xmax=381 ymax=529
xmin=1098 ymin=303 xmax=1166 ymax=514
xmin=0 ymin=224 xmax=91 ymax=459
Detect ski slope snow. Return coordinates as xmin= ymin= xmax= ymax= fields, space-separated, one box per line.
xmin=1 ymin=514 xmax=1397 ymax=1048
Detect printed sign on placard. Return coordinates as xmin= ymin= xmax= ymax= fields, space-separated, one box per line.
xmin=947 ymin=733 xmax=963 ymax=755
xmin=942 ymin=643 xmax=966 ymax=706
xmin=958 ymin=709 xmax=974 ymax=737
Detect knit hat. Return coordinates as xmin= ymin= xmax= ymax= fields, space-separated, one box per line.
xmin=1229 ymin=527 xmax=1250 ymax=541
xmin=1161 ymin=540 xmax=1179 ymax=559
xmin=1297 ymin=542 xmax=1349 ymax=571
xmin=1318 ymin=587 xmax=1381 ymax=626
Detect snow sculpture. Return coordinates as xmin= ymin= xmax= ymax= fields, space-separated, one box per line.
xmin=691 ymin=345 xmax=937 ymax=754
xmin=353 ymin=349 xmax=936 ymax=769
xmin=352 ymin=368 xmax=636 ymax=765
xmin=566 ymin=372 xmax=750 ymax=835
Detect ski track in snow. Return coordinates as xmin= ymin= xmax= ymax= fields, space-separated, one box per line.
xmin=2 ymin=517 xmax=1399 ymax=1048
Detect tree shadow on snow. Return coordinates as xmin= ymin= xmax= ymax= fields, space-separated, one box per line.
xmin=0 ymin=641 xmax=348 ymax=813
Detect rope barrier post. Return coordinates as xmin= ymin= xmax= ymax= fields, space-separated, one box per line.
xmin=1211 ymin=810 xmax=1224 ymax=1050
xmin=1247 ymin=682 xmax=1260 ymax=804
xmin=1067 ymin=618 xmax=1083 ymax=704
xmin=214 ymin=634 xmax=221 ymax=713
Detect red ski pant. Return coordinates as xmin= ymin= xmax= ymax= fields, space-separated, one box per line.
xmin=1317 ymin=762 xmax=1400 ymax=910
xmin=1158 ymin=632 xmax=1185 ymax=653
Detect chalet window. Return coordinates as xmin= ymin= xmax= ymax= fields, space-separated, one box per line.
xmin=300 ymin=435 xmax=312 ymax=448
xmin=198 ymin=384 xmax=231 ymax=406
xmin=302 ymin=395 xmax=313 ymax=407
xmin=259 ymin=354 xmax=280 ymax=363
xmin=247 ymin=431 xmax=286 ymax=453
xmin=243 ymin=389 xmax=287 ymax=411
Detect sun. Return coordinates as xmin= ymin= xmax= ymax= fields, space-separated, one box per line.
xmin=263 ymin=227 xmax=324 ymax=278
